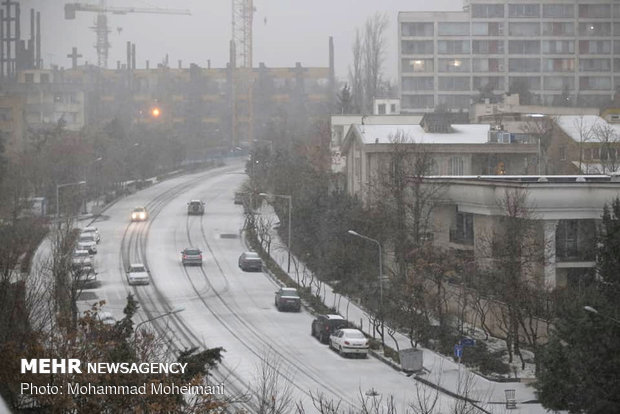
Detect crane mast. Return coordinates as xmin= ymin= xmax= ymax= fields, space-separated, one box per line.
xmin=231 ymin=0 xmax=254 ymax=148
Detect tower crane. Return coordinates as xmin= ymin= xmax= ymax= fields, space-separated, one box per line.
xmin=64 ymin=1 xmax=191 ymax=68
xmin=231 ymin=0 xmax=254 ymax=147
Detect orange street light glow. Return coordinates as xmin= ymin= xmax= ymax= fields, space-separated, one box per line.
xmin=151 ymin=107 xmax=161 ymax=117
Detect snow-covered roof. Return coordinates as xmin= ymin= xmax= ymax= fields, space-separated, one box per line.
xmin=351 ymin=124 xmax=491 ymax=145
xmin=571 ymin=161 xmax=620 ymax=175
xmin=556 ymin=115 xmax=620 ymax=143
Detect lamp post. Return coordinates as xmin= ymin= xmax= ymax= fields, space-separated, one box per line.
xmin=134 ymin=306 xmax=185 ymax=340
xmin=259 ymin=192 xmax=292 ymax=273
xmin=584 ymin=306 xmax=620 ymax=325
xmin=348 ymin=229 xmax=384 ymax=346
xmin=84 ymin=157 xmax=103 ymax=211
xmin=56 ymin=180 xmax=86 ymax=219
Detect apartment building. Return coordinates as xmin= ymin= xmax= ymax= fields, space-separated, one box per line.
xmin=399 ymin=0 xmax=619 ymax=113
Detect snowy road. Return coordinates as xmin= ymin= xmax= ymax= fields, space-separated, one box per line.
xmin=84 ymin=162 xmax=481 ymax=413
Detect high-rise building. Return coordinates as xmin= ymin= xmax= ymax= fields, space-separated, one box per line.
xmin=398 ymin=0 xmax=619 ymax=113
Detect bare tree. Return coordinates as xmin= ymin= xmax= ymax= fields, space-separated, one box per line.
xmin=592 ymin=122 xmax=620 ymax=174
xmin=362 ymin=13 xmax=389 ymax=113
xmin=253 ymin=351 xmax=296 ymax=414
xmin=349 ymin=29 xmax=364 ymax=114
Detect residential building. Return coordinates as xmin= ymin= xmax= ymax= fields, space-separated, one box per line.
xmin=373 ymin=98 xmax=401 ymax=115
xmin=430 ymin=175 xmax=620 ymax=289
xmin=341 ymin=119 xmax=538 ymax=200
xmin=399 ymin=0 xmax=619 ymax=113
xmin=0 ymin=93 xmax=26 ymax=155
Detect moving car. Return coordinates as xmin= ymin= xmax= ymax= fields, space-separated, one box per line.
xmin=96 ymin=312 xmax=116 ymax=326
xmin=311 ymin=314 xmax=348 ymax=344
xmin=81 ymin=226 xmax=100 ymax=243
xmin=238 ymin=251 xmax=262 ymax=271
xmin=126 ymin=263 xmax=150 ymax=285
xmin=329 ymin=328 xmax=369 ymax=358
xmin=131 ymin=206 xmax=148 ymax=222
xmin=72 ymin=249 xmax=93 ymax=271
xmin=181 ymin=247 xmax=203 ymax=266
xmin=274 ymin=287 xmax=301 ymax=312
xmin=77 ymin=233 xmax=97 ymax=254
xmin=187 ymin=200 xmax=205 ymax=215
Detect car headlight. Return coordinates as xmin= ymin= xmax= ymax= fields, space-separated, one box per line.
xmin=139 ymin=213 xmax=146 ymax=219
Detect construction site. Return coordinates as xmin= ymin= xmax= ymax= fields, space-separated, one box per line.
xmin=0 ymin=0 xmax=336 ymax=158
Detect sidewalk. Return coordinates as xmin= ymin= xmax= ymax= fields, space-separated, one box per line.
xmin=255 ymin=202 xmax=549 ymax=413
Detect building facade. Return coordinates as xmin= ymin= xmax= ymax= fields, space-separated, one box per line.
xmin=399 ymin=0 xmax=619 ymax=113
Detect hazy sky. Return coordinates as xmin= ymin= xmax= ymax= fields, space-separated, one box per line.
xmin=21 ymin=0 xmax=461 ymax=80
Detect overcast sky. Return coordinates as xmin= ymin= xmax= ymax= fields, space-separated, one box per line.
xmin=21 ymin=0 xmax=461 ymax=80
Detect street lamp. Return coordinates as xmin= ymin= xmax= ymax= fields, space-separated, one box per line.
xmin=134 ymin=306 xmax=185 ymax=339
xmin=84 ymin=157 xmax=103 ymax=211
xmin=584 ymin=306 xmax=620 ymax=325
xmin=259 ymin=192 xmax=292 ymax=273
xmin=56 ymin=180 xmax=86 ymax=219
xmin=348 ymin=229 xmax=384 ymax=346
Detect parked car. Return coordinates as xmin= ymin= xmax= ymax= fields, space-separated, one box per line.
xmin=75 ymin=268 xmax=97 ymax=289
xmin=238 ymin=251 xmax=262 ymax=271
xmin=187 ymin=200 xmax=205 ymax=215
xmin=131 ymin=206 xmax=148 ymax=222
xmin=274 ymin=287 xmax=301 ymax=312
xmin=81 ymin=226 xmax=100 ymax=243
xmin=329 ymin=328 xmax=369 ymax=358
xmin=127 ymin=263 xmax=150 ymax=285
xmin=234 ymin=192 xmax=246 ymax=205
xmin=77 ymin=233 xmax=97 ymax=254
xmin=311 ymin=314 xmax=348 ymax=343
xmin=181 ymin=247 xmax=203 ymax=266
xmin=72 ymin=249 xmax=93 ymax=271
xmin=96 ymin=312 xmax=116 ymax=326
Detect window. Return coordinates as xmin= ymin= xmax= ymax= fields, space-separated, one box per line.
xmin=402 ymin=59 xmax=434 ymax=73
xmin=509 ymin=40 xmax=540 ymax=54
xmin=471 ymin=3 xmax=504 ymax=18
xmin=580 ymin=76 xmax=612 ymax=90
xmin=543 ymin=58 xmax=575 ymax=72
xmin=402 ymin=94 xmax=434 ymax=108
xmin=544 ymin=76 xmax=574 ymax=90
xmin=438 ymin=58 xmax=470 ymax=72
xmin=556 ymin=219 xmax=597 ymax=261
xmin=402 ymin=77 xmax=434 ymax=91
xmin=473 ymin=58 xmax=503 ymax=72
xmin=473 ymin=76 xmax=504 ymax=90
xmin=542 ymin=22 xmax=575 ymax=36
xmin=615 ymin=23 xmax=620 ymax=37
xmin=543 ymin=40 xmax=575 ymax=54
xmin=438 ymin=22 xmax=469 ymax=36
xmin=472 ymin=22 xmax=504 ymax=36
xmin=438 ymin=40 xmax=470 ymax=54
xmin=473 ymin=40 xmax=504 ymax=54
xmin=616 ymin=41 xmax=620 ymax=54
xmin=509 ymin=58 xmax=540 ymax=72
xmin=25 ymin=73 xmax=34 ymax=83
xmin=578 ymin=4 xmax=611 ymax=19
xmin=401 ymin=22 xmax=434 ymax=37
xmin=578 ymin=23 xmax=612 ymax=37
xmin=510 ymin=76 xmax=541 ymax=90
xmin=439 ymin=95 xmax=470 ymax=109
xmin=543 ymin=4 xmax=574 ymax=18
xmin=40 ymin=74 xmax=49 ymax=83
xmin=401 ymin=40 xmax=434 ymax=54
xmin=615 ymin=59 xmax=620 ymax=73
xmin=439 ymin=77 xmax=470 ymax=91
xmin=579 ymin=40 xmax=611 ymax=54
xmin=451 ymin=212 xmax=474 ymax=244
xmin=509 ymin=23 xmax=540 ymax=36
xmin=378 ymin=104 xmax=386 ymax=115
xmin=390 ymin=104 xmax=397 ymax=113
xmin=448 ymin=156 xmax=464 ymax=175
xmin=579 ymin=59 xmax=611 ymax=72
xmin=509 ymin=4 xmax=539 ymax=18
xmin=559 ymin=146 xmax=567 ymax=161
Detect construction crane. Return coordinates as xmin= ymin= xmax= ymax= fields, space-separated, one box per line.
xmin=64 ymin=1 xmax=191 ymax=68
xmin=231 ymin=0 xmax=254 ymax=148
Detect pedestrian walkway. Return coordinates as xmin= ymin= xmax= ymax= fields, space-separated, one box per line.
xmin=255 ymin=202 xmax=551 ymax=413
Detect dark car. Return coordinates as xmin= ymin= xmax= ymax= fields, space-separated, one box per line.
xmin=181 ymin=247 xmax=202 ymax=266
xmin=234 ymin=192 xmax=246 ymax=205
xmin=274 ymin=287 xmax=301 ymax=312
xmin=238 ymin=251 xmax=262 ymax=271
xmin=311 ymin=314 xmax=348 ymax=343
xmin=187 ymin=200 xmax=205 ymax=215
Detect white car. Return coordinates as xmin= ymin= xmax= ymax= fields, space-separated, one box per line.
xmin=329 ymin=328 xmax=369 ymax=358
xmin=131 ymin=206 xmax=148 ymax=222
xmin=82 ymin=226 xmax=100 ymax=243
xmin=72 ymin=249 xmax=93 ymax=271
xmin=127 ymin=263 xmax=150 ymax=285
xmin=96 ymin=312 xmax=116 ymax=326
xmin=77 ymin=233 xmax=97 ymax=254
